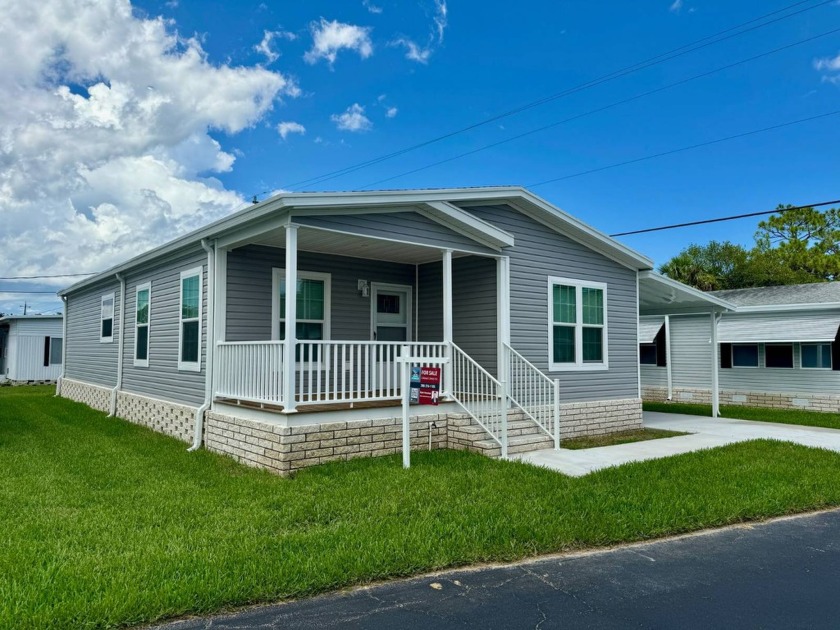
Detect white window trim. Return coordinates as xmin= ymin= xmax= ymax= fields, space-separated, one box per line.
xmin=763 ymin=342 xmax=794 ymax=370
xmin=731 ymin=343 xmax=759 ymax=369
xmin=178 ymin=267 xmax=202 ymax=372
xmin=134 ymin=281 xmax=151 ymax=368
xmin=800 ymin=342 xmax=833 ymax=370
xmin=271 ymin=268 xmax=332 ymax=342
xmin=547 ymin=277 xmax=608 ymax=372
xmin=100 ymin=292 xmax=115 ymax=343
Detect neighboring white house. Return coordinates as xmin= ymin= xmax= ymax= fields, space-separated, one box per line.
xmin=640 ymin=282 xmax=840 ymax=413
xmin=0 ymin=315 xmax=64 ymax=383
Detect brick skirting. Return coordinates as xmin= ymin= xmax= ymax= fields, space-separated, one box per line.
xmin=643 ymin=386 xmax=840 ymax=413
xmin=560 ymin=398 xmax=643 ymax=439
xmin=59 ymin=378 xmax=111 ymax=413
xmin=115 ymin=391 xmax=196 ymax=443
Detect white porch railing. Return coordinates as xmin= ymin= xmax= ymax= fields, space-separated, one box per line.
xmin=449 ymin=343 xmax=508 ymax=458
xmin=215 ymin=340 xmax=285 ymax=406
xmin=294 ymin=341 xmax=446 ymax=405
xmin=505 ymin=343 xmax=559 ymax=448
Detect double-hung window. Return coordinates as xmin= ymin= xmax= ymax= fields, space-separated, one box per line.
xmin=134 ymin=282 xmax=151 ymax=367
xmin=271 ymin=269 xmax=331 ymax=361
xmin=549 ymin=277 xmax=608 ymax=370
xmin=100 ymin=293 xmax=115 ymax=343
xmin=178 ymin=268 xmax=202 ymax=371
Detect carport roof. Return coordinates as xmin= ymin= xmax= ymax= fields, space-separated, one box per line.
xmin=639 ymin=271 xmax=736 ymax=316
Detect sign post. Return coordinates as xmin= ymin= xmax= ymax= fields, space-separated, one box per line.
xmin=398 ymin=345 xmax=448 ymax=469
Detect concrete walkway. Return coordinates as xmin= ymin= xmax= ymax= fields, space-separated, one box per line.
xmin=514 ymin=411 xmax=840 ymax=476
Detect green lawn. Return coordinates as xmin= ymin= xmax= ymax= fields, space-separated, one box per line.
xmin=561 ymin=428 xmax=687 ymax=450
xmin=644 ymin=401 xmax=840 ymax=430
xmin=4 ymin=387 xmax=840 ymax=629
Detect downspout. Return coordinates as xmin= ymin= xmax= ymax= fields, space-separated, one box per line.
xmin=55 ymin=295 xmax=68 ymax=396
xmin=109 ymin=273 xmax=126 ymax=416
xmin=189 ymin=239 xmax=215 ymax=451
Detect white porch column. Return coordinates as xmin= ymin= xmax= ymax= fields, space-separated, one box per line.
xmin=442 ymin=249 xmax=454 ymax=396
xmin=665 ymin=315 xmax=673 ymax=400
xmin=710 ymin=311 xmax=719 ymax=418
xmin=496 ymin=256 xmax=511 ymax=380
xmin=284 ymin=225 xmax=299 ymax=413
xmin=211 ymin=245 xmax=227 ymax=400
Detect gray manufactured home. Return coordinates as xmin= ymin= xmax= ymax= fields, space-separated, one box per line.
xmin=59 ymin=187 xmax=675 ymax=475
xmin=641 ymin=282 xmax=840 ymax=413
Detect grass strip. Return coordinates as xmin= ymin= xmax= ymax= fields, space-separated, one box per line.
xmin=561 ymin=428 xmax=687 ymax=450
xmin=644 ymin=400 xmax=840 ymax=430
xmin=3 ymin=386 xmax=840 ymax=629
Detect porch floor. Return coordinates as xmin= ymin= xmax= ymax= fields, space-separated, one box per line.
xmin=215 ymin=396 xmax=405 ymax=415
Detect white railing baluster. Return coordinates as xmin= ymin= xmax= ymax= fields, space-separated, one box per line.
xmin=503 ymin=343 xmax=557 ymax=443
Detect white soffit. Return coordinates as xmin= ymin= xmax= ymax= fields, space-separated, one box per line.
xmin=718 ymin=314 xmax=840 ymax=343
xmin=638 ymin=318 xmax=665 ymax=344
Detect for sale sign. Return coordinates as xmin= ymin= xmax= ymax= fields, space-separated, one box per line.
xmin=409 ymin=366 xmax=441 ymax=405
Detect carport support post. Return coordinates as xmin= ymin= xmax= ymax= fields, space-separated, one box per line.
xmin=442 ymin=249 xmax=454 ymax=397
xmin=665 ymin=315 xmax=673 ymax=400
xmin=710 ymin=311 xmax=719 ymax=418
xmin=283 ymin=225 xmax=298 ymax=413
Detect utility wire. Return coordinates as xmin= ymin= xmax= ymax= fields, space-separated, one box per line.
xmin=0 ymin=272 xmax=96 ymax=280
xmin=525 ymin=108 xmax=840 ymax=188
xmin=0 ymin=290 xmax=59 ymax=294
xmin=610 ymin=199 xmax=840 ymax=236
xmin=267 ymin=0 xmax=833 ymax=194
xmin=360 ymin=26 xmax=840 ymax=189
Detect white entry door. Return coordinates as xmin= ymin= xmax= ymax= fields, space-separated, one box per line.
xmin=371 ymin=283 xmax=413 ymax=342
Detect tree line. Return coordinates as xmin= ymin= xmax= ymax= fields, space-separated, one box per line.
xmin=659 ymin=205 xmax=840 ymax=291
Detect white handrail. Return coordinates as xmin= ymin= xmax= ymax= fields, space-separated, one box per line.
xmin=504 ymin=343 xmax=559 ymax=447
xmin=449 ymin=342 xmax=507 ymax=458
xmin=215 ymin=341 xmax=284 ymax=406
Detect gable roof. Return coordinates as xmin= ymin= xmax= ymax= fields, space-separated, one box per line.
xmin=710 ymin=283 xmax=840 ymax=309
xmin=59 ymin=186 xmax=653 ymax=296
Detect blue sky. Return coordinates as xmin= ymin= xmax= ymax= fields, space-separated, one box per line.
xmin=2 ymin=0 xmax=840 ymax=314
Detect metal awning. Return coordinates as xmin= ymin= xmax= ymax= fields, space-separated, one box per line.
xmin=638 ymin=271 xmax=735 ymax=315
xmin=718 ymin=313 xmax=840 ymax=343
xmin=639 ymin=318 xmax=664 ymax=344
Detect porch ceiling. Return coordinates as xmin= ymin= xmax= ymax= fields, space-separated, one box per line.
xmin=250 ymin=226 xmax=466 ymax=264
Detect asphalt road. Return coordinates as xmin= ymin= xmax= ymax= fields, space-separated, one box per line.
xmin=154 ymin=508 xmax=840 ymax=629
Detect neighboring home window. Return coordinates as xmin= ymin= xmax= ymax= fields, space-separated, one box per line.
xmin=134 ymin=282 xmax=151 ymax=367
xmin=272 ymin=269 xmax=331 ymax=361
xmin=801 ymin=343 xmax=832 ymax=369
xmin=548 ymin=277 xmax=607 ymax=370
xmin=100 ymin=293 xmax=115 ymax=342
xmin=43 ymin=336 xmax=63 ymax=366
xmin=765 ymin=344 xmax=793 ymax=369
xmin=639 ymin=344 xmax=657 ymax=365
xmin=178 ymin=268 xmax=202 ymax=371
xmin=731 ymin=344 xmax=759 ymax=368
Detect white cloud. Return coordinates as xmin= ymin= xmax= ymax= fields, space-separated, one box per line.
xmin=362 ymin=0 xmax=383 ymax=14
xmin=815 ymin=52 xmax=840 ymax=83
xmin=277 ymin=121 xmax=306 ymax=139
xmin=304 ymin=18 xmax=373 ymax=66
xmin=386 ymin=106 xmax=398 ymax=118
xmin=331 ymin=103 xmax=372 ymax=132
xmin=0 ymin=0 xmax=296 ymax=313
xmin=255 ymin=29 xmax=296 ymax=64
xmin=669 ymin=0 xmax=683 ymax=12
xmin=392 ymin=1 xmax=448 ymax=63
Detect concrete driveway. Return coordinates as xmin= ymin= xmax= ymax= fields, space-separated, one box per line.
xmin=515 ymin=411 xmax=840 ymax=476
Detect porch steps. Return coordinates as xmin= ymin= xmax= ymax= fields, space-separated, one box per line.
xmin=449 ymin=411 xmax=554 ymax=458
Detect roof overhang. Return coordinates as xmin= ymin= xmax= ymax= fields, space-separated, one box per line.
xmin=639 ymin=271 xmax=736 ymax=316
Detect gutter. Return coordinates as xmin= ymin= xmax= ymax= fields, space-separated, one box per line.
xmin=189 ymin=239 xmax=215 ymax=452
xmin=109 ymin=273 xmax=126 ymax=417
xmin=55 ymin=295 xmax=68 ymax=397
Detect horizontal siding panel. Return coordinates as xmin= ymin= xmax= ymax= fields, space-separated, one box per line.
xmin=467 ymin=204 xmax=639 ymax=402
xmin=65 ymin=279 xmax=122 ymax=387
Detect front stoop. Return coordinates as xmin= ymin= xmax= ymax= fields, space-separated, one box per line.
xmin=450 ymin=412 xmax=554 ymax=458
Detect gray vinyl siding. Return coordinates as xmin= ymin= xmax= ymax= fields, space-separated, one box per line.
xmin=466 ymin=204 xmax=639 ymax=402
xmin=668 ymin=315 xmax=714 ymax=389
xmin=415 ymin=256 xmax=498 ymax=375
xmin=65 ymin=279 xmax=122 ymax=387
xmin=226 ymin=245 xmax=415 ymax=341
xmin=121 ymin=247 xmax=208 ymax=406
xmin=294 ymin=212 xmax=497 ymax=255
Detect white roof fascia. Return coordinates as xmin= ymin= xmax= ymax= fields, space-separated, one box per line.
xmin=420 ymin=201 xmax=515 ymax=250
xmin=732 ymin=303 xmax=840 ymax=313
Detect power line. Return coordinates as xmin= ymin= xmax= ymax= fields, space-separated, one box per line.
xmin=525 ymin=108 xmax=840 ymax=188
xmin=266 ymin=0 xmax=833 ymax=194
xmin=0 ymin=290 xmax=59 ymax=294
xmin=0 ymin=272 xmax=97 ymax=280
xmin=610 ymin=199 xmax=840 ymax=237
xmin=360 ymin=25 xmax=840 ymax=189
